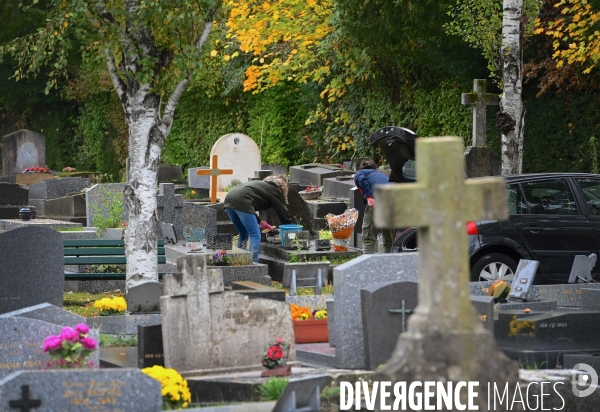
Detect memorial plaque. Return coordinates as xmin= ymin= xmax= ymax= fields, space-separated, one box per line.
xmin=0 ymin=369 xmax=162 ymax=411
xmin=568 ymin=254 xmax=597 ymax=284
xmin=509 ymin=260 xmax=539 ymax=301
xmin=182 ymin=226 xmax=205 ymax=243
xmin=207 ymin=233 xmax=232 ymax=250
xmin=137 ymin=323 xmax=165 ymax=368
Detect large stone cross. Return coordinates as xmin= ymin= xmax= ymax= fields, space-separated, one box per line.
xmin=374 ymin=137 xmax=508 ymax=334
xmin=461 ymin=79 xmax=499 ymax=146
xmin=196 ymin=155 xmax=234 ymax=203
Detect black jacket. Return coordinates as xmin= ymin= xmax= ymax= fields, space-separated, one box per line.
xmin=223 ymin=181 xmax=292 ymax=224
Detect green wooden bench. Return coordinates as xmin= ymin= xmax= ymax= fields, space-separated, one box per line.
xmin=64 ymin=239 xmax=167 ymax=281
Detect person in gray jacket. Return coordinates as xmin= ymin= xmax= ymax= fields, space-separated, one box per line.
xmin=223 ymin=175 xmax=292 ymax=262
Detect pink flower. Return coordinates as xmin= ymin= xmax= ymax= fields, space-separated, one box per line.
xmin=276 ymin=337 xmax=284 ymax=343
xmin=43 ymin=335 xmax=63 ymax=352
xmin=60 ymin=326 xmax=79 ymax=342
xmin=81 ymin=337 xmax=97 ymax=351
xmin=75 ymin=324 xmax=90 ymax=334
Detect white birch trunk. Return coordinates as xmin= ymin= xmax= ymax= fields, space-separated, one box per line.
xmin=499 ymin=0 xmax=525 ymax=175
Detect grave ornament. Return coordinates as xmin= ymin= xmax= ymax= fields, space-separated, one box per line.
xmin=508 ymin=259 xmax=539 ymax=301
xmin=207 ymin=233 xmax=233 ymax=250
xmin=373 ymin=136 xmax=518 ymax=405
xmin=196 ymin=154 xmax=234 ymax=203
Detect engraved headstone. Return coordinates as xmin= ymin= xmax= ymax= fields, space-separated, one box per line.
xmin=183 ymin=203 xmax=217 ymax=241
xmin=188 ymin=166 xmax=210 ymax=190
xmin=360 ymin=281 xmax=418 ymax=370
xmin=0 ymin=369 xmax=162 ymax=411
xmin=2 ymin=130 xmax=45 ymax=177
xmin=373 ymin=137 xmax=518 ymax=399
xmin=210 ymin=133 xmax=260 ymax=190
xmin=126 ymin=281 xmax=163 ymax=313
xmin=568 ymin=254 xmax=597 ymax=284
xmin=138 ymin=323 xmax=165 ymax=368
xmin=207 ymin=233 xmax=233 ymax=250
xmin=509 ymin=260 xmax=539 ymax=301
xmin=0 ymin=227 xmax=64 ymax=314
xmin=160 ymin=255 xmax=295 ymax=372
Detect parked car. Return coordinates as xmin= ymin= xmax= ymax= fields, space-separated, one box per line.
xmin=393 ymin=173 xmax=600 ymax=283
xmin=369 ymin=127 xmax=600 ymax=284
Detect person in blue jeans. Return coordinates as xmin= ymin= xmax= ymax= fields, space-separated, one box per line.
xmin=223 ymin=175 xmax=292 ymax=262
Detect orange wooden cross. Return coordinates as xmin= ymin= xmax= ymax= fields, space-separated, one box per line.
xmin=196 ymin=154 xmax=234 ymax=203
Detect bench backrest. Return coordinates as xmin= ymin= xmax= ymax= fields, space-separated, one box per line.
xmin=64 ymin=239 xmax=166 ymax=265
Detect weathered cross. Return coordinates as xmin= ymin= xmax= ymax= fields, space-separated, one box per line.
xmin=9 ymin=385 xmax=41 ymax=411
xmin=196 ymin=155 xmax=234 ymax=203
xmin=461 ymin=79 xmax=499 ymax=146
xmin=388 ymin=300 xmax=413 ymax=333
xmin=374 ymin=137 xmax=508 ymax=334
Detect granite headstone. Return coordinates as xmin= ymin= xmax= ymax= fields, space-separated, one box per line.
xmin=360 ymin=281 xmax=418 ymax=370
xmin=157 ymin=183 xmax=184 ymax=241
xmin=138 ymin=323 xmax=165 ymax=368
xmin=126 ymin=281 xmax=163 ymax=313
xmin=182 ymin=202 xmax=217 ymax=240
xmin=0 ymin=183 xmax=30 ymax=219
xmin=0 ymin=303 xmax=85 ymax=327
xmin=28 ymin=177 xmax=90 ymax=200
xmin=207 ymin=233 xmax=233 ymax=250
xmin=0 ymin=369 xmax=162 ymax=411
xmin=188 ymin=166 xmax=210 ymax=190
xmin=2 ymin=129 xmax=45 ymax=177
xmin=0 ymin=226 xmax=63 ymax=314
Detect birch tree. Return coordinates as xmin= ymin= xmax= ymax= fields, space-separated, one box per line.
xmin=498 ymin=0 xmax=525 ymax=174
xmin=1 ymin=0 xmax=221 ymax=288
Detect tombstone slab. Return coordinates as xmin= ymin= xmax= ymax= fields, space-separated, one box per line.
xmin=160 ymin=255 xmax=295 ymax=372
xmin=188 ymin=166 xmax=211 ymax=189
xmin=210 ymin=133 xmax=261 ymax=190
xmin=138 ymin=323 xmax=165 ymax=368
xmin=127 ymin=281 xmax=163 ymax=313
xmin=332 ymin=253 xmax=419 ymax=369
xmin=0 ymin=369 xmax=162 ymax=411
xmin=0 ymin=303 xmax=85 ymax=327
xmin=28 ymin=177 xmax=90 ymax=200
xmin=157 ymin=183 xmax=184 ymax=241
xmin=0 ymin=226 xmax=64 ymax=314
xmin=2 ymin=130 xmax=45 ymax=177
xmin=158 ymin=164 xmax=183 ymax=182
xmin=360 ymin=281 xmax=418 ymax=370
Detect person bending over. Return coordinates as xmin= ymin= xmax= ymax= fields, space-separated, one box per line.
xmin=223 ymin=175 xmax=292 ymax=262
xmin=354 ymin=160 xmax=394 ymax=254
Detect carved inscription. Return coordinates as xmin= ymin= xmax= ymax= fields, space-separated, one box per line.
xmin=62 ymin=380 xmax=125 ymax=411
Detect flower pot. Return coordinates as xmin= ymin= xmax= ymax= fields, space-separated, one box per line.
xmin=261 ymin=364 xmax=292 ymax=377
xmin=292 ymin=319 xmax=329 ymax=344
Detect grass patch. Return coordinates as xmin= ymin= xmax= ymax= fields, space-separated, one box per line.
xmin=271 ymin=281 xmax=333 ymax=296
xmin=63 ymin=291 xmax=124 ymax=317
xmin=58 ymin=227 xmax=85 ymax=232
xmin=257 ymin=377 xmax=288 ymax=401
xmin=100 ymin=333 xmax=138 ymax=347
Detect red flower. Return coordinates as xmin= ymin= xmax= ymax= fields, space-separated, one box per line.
xmin=220 ymin=250 xmax=226 ymax=255
xmin=266 ymin=345 xmax=283 ymax=361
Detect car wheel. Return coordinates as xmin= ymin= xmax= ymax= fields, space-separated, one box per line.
xmin=471 ymin=253 xmax=517 ymax=282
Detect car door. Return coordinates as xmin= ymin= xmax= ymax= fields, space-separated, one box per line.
xmin=572 ymin=177 xmax=600 ymax=276
xmin=510 ymin=178 xmax=597 ymax=280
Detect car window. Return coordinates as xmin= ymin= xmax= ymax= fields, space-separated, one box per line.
xmin=575 ymin=178 xmax=600 ymax=215
xmin=519 ymin=179 xmax=579 ymax=215
xmin=507 ymin=185 xmax=528 ymax=214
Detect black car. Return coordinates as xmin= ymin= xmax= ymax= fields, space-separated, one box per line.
xmin=369 ymin=127 xmax=600 ymax=284
xmin=395 ymin=173 xmax=600 ymax=284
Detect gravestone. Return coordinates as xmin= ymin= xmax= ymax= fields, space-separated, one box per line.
xmin=157 ymin=183 xmax=184 ymax=241
xmin=0 ymin=183 xmax=30 ymax=219
xmin=262 ymin=163 xmax=287 ymax=176
xmin=182 ymin=203 xmax=217 ymax=241
xmin=210 ymin=133 xmax=261 ymax=190
xmin=289 ymin=164 xmax=353 ymax=187
xmin=470 ymin=295 xmax=495 ymax=332
xmin=188 ymin=166 xmax=210 ymax=196
xmin=158 ymin=163 xmax=183 ymax=182
xmin=0 ymin=303 xmax=84 ymax=327
xmin=0 ymin=226 xmax=63 ymax=314
xmin=85 ymin=183 xmax=128 ymax=227
xmin=461 ymin=79 xmax=501 ymax=177
xmin=509 ymin=259 xmax=539 ymax=300
xmin=283 ymin=262 xmax=329 ymax=296
xmin=568 ymin=254 xmax=597 ymax=283
xmin=360 ymin=281 xmax=418 ymax=370
xmin=138 ymin=323 xmax=165 ymax=368
xmin=126 ymin=281 xmax=163 ymax=313
xmin=28 ymin=177 xmax=90 ymax=200
xmin=160 ymin=255 xmax=295 ymax=372
xmin=0 ymin=317 xmax=100 ymax=379
xmin=373 ymin=136 xmax=518 ymax=403
xmin=0 ymin=369 xmax=162 ymax=411
xmin=332 ymin=253 xmax=419 ymax=369
xmin=2 ymin=130 xmax=45 ymax=177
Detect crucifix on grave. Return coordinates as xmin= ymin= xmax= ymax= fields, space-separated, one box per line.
xmin=373 ymin=136 xmax=518 ymax=393
xmin=461 ymin=79 xmax=502 ymax=177
xmin=196 ymin=155 xmax=234 ymax=203
xmin=388 ymin=300 xmax=413 ymax=333
xmin=9 ymin=385 xmax=41 ymax=411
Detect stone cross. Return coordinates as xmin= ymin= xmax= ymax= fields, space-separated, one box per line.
xmin=388 ymin=300 xmax=413 ymax=333
xmin=196 ymin=155 xmax=234 ymax=203
xmin=374 ymin=137 xmax=508 ymax=334
xmin=461 ymin=79 xmax=499 ymax=146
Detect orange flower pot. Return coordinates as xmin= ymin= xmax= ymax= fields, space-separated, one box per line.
xmin=292 ymin=319 xmax=329 ymax=344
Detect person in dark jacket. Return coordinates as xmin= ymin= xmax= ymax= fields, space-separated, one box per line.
xmin=223 ymin=175 xmax=292 ymax=262
xmin=354 ymin=160 xmax=394 ymax=254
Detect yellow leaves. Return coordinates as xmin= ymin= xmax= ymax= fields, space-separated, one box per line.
xmin=210 ymin=50 xmax=218 ymax=57
xmin=232 ymin=51 xmax=239 ymax=58
xmin=63 ymin=22 xmax=68 ymax=28
xmin=224 ymin=55 xmax=230 ymax=61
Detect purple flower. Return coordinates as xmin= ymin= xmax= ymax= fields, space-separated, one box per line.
xmin=75 ymin=323 xmax=90 ymax=334
xmin=81 ymin=337 xmax=97 ymax=351
xmin=212 ymin=252 xmax=222 ymax=261
xmin=43 ymin=335 xmax=63 ymax=352
xmin=60 ymin=326 xmax=79 ymax=342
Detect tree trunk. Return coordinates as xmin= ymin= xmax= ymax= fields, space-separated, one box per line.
xmin=499 ymin=0 xmax=525 ymax=175
xmin=122 ymin=89 xmax=165 ymax=289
